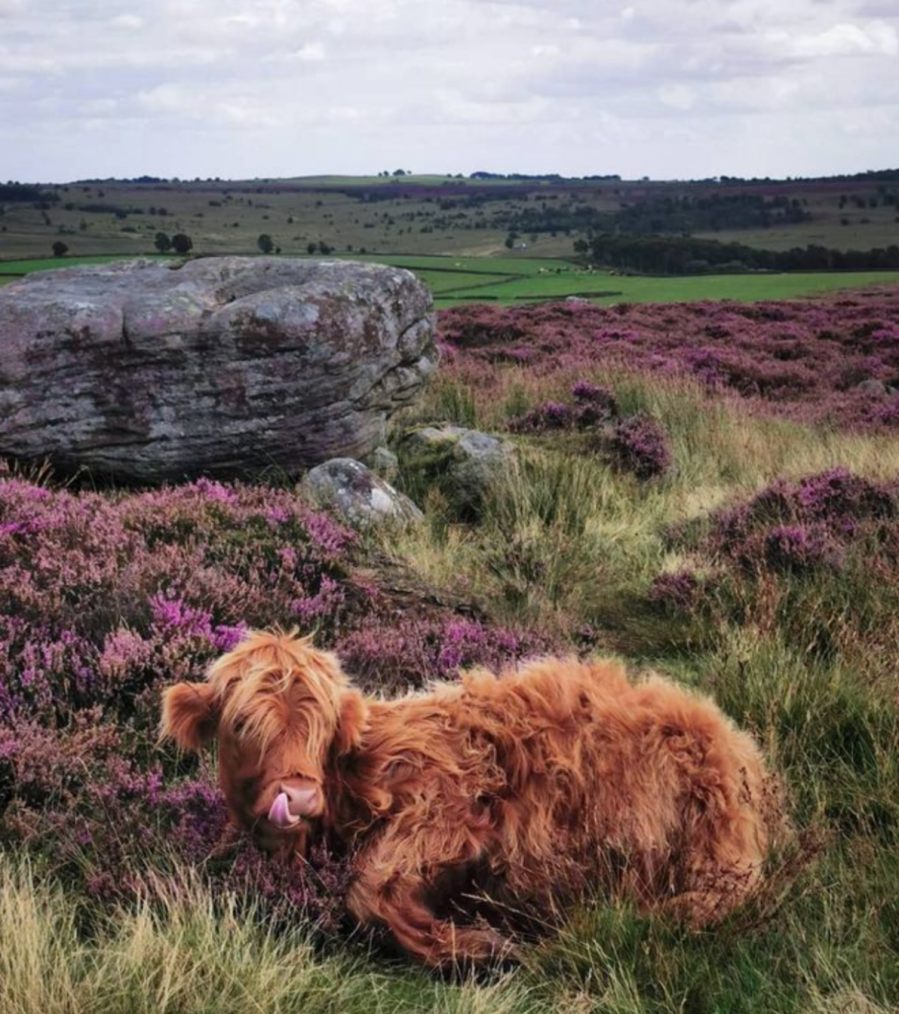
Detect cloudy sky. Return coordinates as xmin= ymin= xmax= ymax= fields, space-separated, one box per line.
xmin=1 ymin=0 xmax=897 ymax=182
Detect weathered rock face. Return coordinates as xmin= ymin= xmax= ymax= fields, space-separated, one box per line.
xmin=0 ymin=257 xmax=437 ymax=483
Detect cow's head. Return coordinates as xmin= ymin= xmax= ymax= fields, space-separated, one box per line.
xmin=160 ymin=630 xmax=368 ymax=850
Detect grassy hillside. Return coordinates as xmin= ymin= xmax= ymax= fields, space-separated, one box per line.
xmin=1 ymin=173 xmax=897 ymax=265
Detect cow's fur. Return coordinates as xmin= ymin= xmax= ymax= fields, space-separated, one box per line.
xmin=161 ymin=630 xmax=773 ymax=968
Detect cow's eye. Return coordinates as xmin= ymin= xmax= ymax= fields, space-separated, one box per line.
xmin=240 ymin=777 xmax=259 ymax=800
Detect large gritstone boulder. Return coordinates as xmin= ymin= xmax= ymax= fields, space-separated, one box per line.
xmin=0 ymin=257 xmax=437 ymax=483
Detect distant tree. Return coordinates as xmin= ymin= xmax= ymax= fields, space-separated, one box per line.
xmin=171 ymin=233 xmax=193 ymax=255
xmin=52 ymin=240 xmax=68 ymax=257
xmin=257 ymin=233 xmax=274 ymax=254
xmin=306 ymin=242 xmax=317 ymax=255
xmin=154 ymin=231 xmax=172 ymax=253
xmin=317 ymin=240 xmax=333 ymax=255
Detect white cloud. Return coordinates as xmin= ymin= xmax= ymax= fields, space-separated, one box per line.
xmin=658 ymin=84 xmax=697 ymax=110
xmin=327 ymin=105 xmax=361 ymax=120
xmin=216 ymin=99 xmax=276 ymax=127
xmin=296 ymin=41 xmax=326 ymax=61
xmin=137 ymin=83 xmax=191 ymax=114
xmin=0 ymin=0 xmax=897 ymax=181
xmin=788 ymin=20 xmax=899 ymax=57
xmin=111 ymin=14 xmax=144 ymax=30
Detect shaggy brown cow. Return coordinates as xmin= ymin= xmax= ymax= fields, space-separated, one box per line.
xmin=161 ymin=630 xmax=773 ymax=968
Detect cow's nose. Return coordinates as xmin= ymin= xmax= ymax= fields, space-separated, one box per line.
xmin=280 ymin=781 xmax=320 ymax=817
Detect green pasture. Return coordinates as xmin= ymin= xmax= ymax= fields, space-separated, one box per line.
xmin=353 ymin=255 xmax=899 ymax=304
xmin=2 ymin=253 xmax=898 ymax=305
xmin=0 ymin=254 xmax=170 ymax=275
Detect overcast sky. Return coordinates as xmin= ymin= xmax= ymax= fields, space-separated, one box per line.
xmin=1 ymin=0 xmax=897 ymax=183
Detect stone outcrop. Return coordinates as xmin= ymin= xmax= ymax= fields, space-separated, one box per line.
xmin=0 ymin=257 xmax=436 ymax=482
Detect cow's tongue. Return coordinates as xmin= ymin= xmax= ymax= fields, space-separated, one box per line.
xmin=268 ymin=791 xmax=299 ymax=828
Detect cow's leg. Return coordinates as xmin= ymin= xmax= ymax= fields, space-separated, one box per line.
xmin=347 ymin=832 xmax=516 ymax=969
xmin=661 ymin=786 xmax=768 ymax=926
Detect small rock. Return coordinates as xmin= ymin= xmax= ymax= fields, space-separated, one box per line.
xmin=366 ymin=446 xmax=399 ymax=484
xmin=402 ymin=425 xmax=471 ymax=454
xmin=450 ymin=430 xmax=518 ymax=503
xmin=857 ymin=379 xmax=887 ymax=396
xmin=400 ymin=424 xmax=517 ymax=506
xmin=301 ymin=458 xmax=422 ymax=530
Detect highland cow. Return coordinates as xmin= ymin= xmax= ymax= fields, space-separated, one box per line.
xmin=161 ymin=630 xmax=773 ymax=968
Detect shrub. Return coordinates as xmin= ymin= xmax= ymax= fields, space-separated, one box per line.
xmin=437 ymin=292 xmax=899 ymax=431
xmin=604 ymin=414 xmax=672 ymax=480
xmin=647 ymin=570 xmax=702 ymax=612
xmin=509 ymin=383 xmax=617 ymax=435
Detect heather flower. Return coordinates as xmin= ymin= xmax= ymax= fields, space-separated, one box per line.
xmin=718 ymin=469 xmax=897 ymax=547
xmin=437 ymin=290 xmax=899 ymax=431
xmin=648 ymin=570 xmax=702 ymax=612
xmin=571 ymin=380 xmax=617 ymax=410
xmin=510 ymin=401 xmax=574 ymax=433
xmin=337 ymin=616 xmax=552 ymax=692
xmin=762 ymin=525 xmax=845 ymax=575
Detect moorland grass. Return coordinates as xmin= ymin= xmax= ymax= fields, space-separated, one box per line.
xmin=0 ymin=860 xmax=546 ymax=1014
xmin=375 ymin=367 xmax=899 ymax=1010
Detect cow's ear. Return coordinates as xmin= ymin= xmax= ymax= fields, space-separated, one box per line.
xmin=334 ymin=689 xmax=368 ymax=756
xmin=160 ymin=682 xmax=218 ymax=751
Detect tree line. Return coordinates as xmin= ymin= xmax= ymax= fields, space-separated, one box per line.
xmin=575 ymin=233 xmax=899 ymax=275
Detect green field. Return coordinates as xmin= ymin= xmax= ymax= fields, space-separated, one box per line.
xmin=2 ymin=253 xmax=898 ymax=305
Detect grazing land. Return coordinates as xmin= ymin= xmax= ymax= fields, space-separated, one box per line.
xmin=2 ymin=288 xmax=899 ymax=1011
xmin=1 ymin=171 xmax=897 ymax=266
xmin=2 ymin=252 xmax=898 ymax=306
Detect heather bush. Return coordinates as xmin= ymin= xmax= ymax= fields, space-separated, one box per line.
xmin=337 ymin=615 xmax=552 ymax=692
xmin=647 ymin=569 xmax=703 ymax=612
xmin=604 ymin=414 xmax=672 ymax=480
xmin=509 ymin=400 xmax=576 ymax=433
xmin=707 ymin=469 xmax=899 ymax=576
xmin=509 ymin=381 xmax=618 ymax=435
xmin=0 ymin=478 xmax=364 ymax=732
xmin=438 ymin=292 xmax=899 ymax=431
